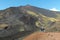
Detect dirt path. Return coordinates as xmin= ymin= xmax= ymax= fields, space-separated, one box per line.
xmin=23 ymin=32 xmax=60 ymax=40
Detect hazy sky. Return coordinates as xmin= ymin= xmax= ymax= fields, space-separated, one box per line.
xmin=0 ymin=0 xmax=60 ymax=11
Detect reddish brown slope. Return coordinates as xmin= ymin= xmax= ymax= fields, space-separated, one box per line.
xmin=23 ymin=32 xmax=60 ymax=40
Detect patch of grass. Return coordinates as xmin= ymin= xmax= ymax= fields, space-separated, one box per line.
xmin=0 ymin=24 xmax=8 ymax=28
xmin=27 ymin=11 xmax=38 ymax=17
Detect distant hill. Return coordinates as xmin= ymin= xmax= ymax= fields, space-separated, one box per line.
xmin=0 ymin=5 xmax=60 ymax=38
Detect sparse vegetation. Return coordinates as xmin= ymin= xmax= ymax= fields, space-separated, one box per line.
xmin=0 ymin=5 xmax=60 ymax=40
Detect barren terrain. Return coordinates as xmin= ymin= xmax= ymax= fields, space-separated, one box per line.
xmin=23 ymin=32 xmax=60 ymax=40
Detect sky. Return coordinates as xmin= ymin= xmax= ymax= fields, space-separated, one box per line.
xmin=0 ymin=0 xmax=60 ymax=11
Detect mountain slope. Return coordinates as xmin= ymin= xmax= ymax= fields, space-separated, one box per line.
xmin=20 ymin=5 xmax=58 ymax=18
xmin=0 ymin=5 xmax=60 ymax=38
